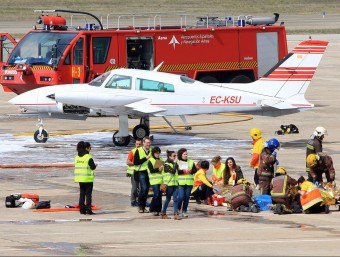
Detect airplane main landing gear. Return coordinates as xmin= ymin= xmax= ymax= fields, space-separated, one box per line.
xmin=34 ymin=118 xmax=49 ymax=143
xmin=132 ymin=124 xmax=150 ymax=139
xmin=112 ymin=131 xmax=131 ymax=147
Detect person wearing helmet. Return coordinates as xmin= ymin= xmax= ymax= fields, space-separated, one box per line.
xmin=258 ymin=138 xmax=280 ymax=195
xmin=306 ymin=153 xmax=335 ymax=184
xmin=306 ymin=126 xmax=327 ymax=179
xmin=297 ymin=176 xmax=329 ymax=214
xmin=231 ymin=178 xmax=259 ymax=212
xmin=270 ymin=167 xmax=298 ymax=214
xmin=249 ymin=128 xmax=266 ymax=189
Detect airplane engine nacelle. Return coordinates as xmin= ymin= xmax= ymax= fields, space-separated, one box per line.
xmin=62 ymin=103 xmax=90 ymax=115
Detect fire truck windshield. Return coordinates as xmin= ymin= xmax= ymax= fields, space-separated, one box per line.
xmin=7 ymin=32 xmax=77 ymax=66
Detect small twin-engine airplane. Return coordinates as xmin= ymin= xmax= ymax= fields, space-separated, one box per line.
xmin=9 ymin=40 xmax=328 ymax=146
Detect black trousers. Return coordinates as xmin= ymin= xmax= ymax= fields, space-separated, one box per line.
xmin=192 ymin=184 xmax=214 ymax=201
xmin=79 ymin=182 xmax=93 ymax=211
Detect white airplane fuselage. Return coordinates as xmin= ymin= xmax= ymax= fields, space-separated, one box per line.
xmin=9 ymin=70 xmax=293 ymax=117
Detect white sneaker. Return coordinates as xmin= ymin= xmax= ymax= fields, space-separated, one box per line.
xmin=255 ymin=185 xmax=260 ymax=190
xmin=181 ymin=212 xmax=188 ymax=218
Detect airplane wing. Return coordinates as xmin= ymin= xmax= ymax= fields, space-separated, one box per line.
xmin=125 ymin=101 xmax=166 ymax=115
xmin=260 ymin=99 xmax=296 ymax=109
xmin=88 ymin=100 xmax=166 ymax=117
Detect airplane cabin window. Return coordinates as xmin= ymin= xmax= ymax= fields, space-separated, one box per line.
xmin=88 ymin=72 xmax=111 ymax=87
xmin=105 ymin=74 xmax=132 ymax=89
xmin=136 ymin=78 xmax=174 ymax=92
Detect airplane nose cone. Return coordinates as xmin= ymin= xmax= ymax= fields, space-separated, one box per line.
xmin=8 ymin=89 xmax=40 ymax=109
xmin=8 ymin=94 xmax=24 ymax=106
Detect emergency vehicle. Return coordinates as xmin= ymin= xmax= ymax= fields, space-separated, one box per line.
xmin=0 ymin=10 xmax=288 ymax=95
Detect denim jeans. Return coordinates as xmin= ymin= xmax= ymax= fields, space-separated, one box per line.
xmin=150 ymin=184 xmax=162 ymax=213
xmin=137 ymin=171 xmax=150 ymax=208
xmin=162 ymin=186 xmax=178 ymax=214
xmin=177 ymin=185 xmax=192 ymax=213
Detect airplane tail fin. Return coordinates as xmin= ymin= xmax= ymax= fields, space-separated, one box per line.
xmin=257 ymin=40 xmax=328 ymax=99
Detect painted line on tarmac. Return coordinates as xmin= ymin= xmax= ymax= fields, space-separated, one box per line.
xmin=101 ymin=237 xmax=340 ymax=248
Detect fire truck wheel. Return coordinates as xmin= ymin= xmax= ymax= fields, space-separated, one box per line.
xmin=199 ymin=76 xmax=219 ymax=83
xmin=112 ymin=131 xmax=131 ymax=146
xmin=229 ymin=75 xmax=252 ymax=83
xmin=33 ymin=130 xmax=49 ymax=143
xmin=133 ymin=124 xmax=150 ymax=139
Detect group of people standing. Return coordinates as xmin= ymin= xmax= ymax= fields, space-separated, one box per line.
xmin=72 ymin=125 xmax=336 ymax=217
xmin=126 ymin=136 xmax=198 ymax=219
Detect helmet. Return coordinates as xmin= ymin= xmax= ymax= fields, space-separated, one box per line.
xmin=237 ymin=178 xmax=249 ymax=184
xmin=267 ymin=138 xmax=280 ymax=151
xmin=250 ymin=128 xmax=262 ymax=140
xmin=307 ymin=154 xmax=319 ymax=167
xmin=313 ymin=126 xmax=328 ymax=138
xmin=275 ymin=166 xmax=286 ymax=175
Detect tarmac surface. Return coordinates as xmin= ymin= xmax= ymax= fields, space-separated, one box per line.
xmin=1 ymin=22 xmax=340 ymax=257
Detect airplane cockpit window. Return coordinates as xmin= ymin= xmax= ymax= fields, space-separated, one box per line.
xmin=136 ymin=78 xmax=174 ymax=92
xmin=105 ymin=75 xmax=132 ymax=89
xmin=180 ymin=75 xmax=196 ymax=84
xmin=88 ymin=72 xmax=111 ymax=87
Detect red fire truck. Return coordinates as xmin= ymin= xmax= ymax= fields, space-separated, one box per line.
xmin=0 ymin=10 xmax=288 ymax=95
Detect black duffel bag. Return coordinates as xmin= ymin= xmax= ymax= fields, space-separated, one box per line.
xmin=35 ymin=200 xmax=51 ymax=209
xmin=5 ymin=194 xmax=22 ymax=208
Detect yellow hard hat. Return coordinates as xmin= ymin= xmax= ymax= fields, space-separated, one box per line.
xmin=307 ymin=154 xmax=319 ymax=167
xmin=250 ymin=128 xmax=262 ymax=140
xmin=275 ymin=166 xmax=286 ymax=175
xmin=237 ymin=178 xmax=249 ymax=184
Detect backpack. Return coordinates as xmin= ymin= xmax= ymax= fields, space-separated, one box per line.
xmin=5 ymin=194 xmax=22 ymax=208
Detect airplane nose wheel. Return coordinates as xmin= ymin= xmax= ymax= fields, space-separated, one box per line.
xmin=112 ymin=131 xmax=131 ymax=146
xmin=34 ymin=129 xmax=49 ymax=143
xmin=132 ymin=124 xmax=150 ymax=139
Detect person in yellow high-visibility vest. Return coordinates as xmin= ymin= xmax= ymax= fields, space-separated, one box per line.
xmin=133 ymin=136 xmax=152 ymax=213
xmin=211 ymin=156 xmax=225 ymax=185
xmin=177 ymin=148 xmax=196 ymax=218
xmin=147 ymin=146 xmax=164 ymax=216
xmin=249 ymin=128 xmax=265 ymax=189
xmin=74 ymin=141 xmax=97 ymax=215
xmin=297 ymin=176 xmax=329 ymax=214
xmin=126 ymin=138 xmax=142 ymax=207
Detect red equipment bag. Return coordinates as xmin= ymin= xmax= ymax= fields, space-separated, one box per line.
xmin=212 ymin=195 xmax=225 ymax=206
xmin=21 ymin=193 xmax=39 ymax=204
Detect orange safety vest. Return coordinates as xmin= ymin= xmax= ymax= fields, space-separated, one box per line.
xmin=300 ymin=185 xmax=323 ymax=211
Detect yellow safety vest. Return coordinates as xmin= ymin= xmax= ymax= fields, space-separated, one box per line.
xmin=74 ymin=154 xmax=94 ymax=183
xmin=148 ymin=157 xmax=164 ymax=185
xmin=163 ymin=162 xmax=178 ymax=186
xmin=135 ymin=147 xmax=151 ymax=172
xmin=177 ymin=159 xmax=195 ymax=186
xmin=126 ymin=148 xmax=138 ymax=175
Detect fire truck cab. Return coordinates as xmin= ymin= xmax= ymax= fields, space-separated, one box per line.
xmin=0 ymin=33 xmax=17 ymax=91
xmin=0 ymin=10 xmax=288 ymax=95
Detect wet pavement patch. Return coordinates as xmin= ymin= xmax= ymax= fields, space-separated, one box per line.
xmin=28 ymin=242 xmax=98 ymax=256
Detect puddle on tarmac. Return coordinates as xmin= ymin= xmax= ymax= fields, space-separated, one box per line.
xmin=27 ymin=242 xmax=98 ymax=256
